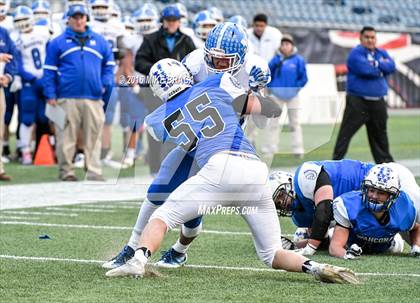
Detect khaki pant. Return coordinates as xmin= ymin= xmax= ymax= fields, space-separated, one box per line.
xmin=55 ymin=98 xmax=104 ymax=179
xmin=0 ymin=88 xmax=5 ymax=174
xmin=261 ymin=95 xmax=304 ymax=155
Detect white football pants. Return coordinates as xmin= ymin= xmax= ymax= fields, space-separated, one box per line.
xmin=150 ymin=152 xmax=283 ymax=266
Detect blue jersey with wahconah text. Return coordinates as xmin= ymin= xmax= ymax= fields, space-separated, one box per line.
xmin=144 ymin=73 xmax=256 ymax=168
xmin=334 ymin=191 xmax=416 ymax=253
xmin=292 ymin=159 xmax=374 ymax=227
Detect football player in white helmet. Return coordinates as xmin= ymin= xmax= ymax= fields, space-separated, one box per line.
xmin=330 ymin=164 xmax=420 ymax=259
xmin=208 ymin=6 xmax=224 ymax=23
xmin=192 ymin=10 xmax=217 ymax=47
xmin=131 ymin=3 xmax=159 ymax=35
xmin=103 ymin=22 xmax=274 ymax=270
xmin=13 ymin=5 xmax=51 ymax=165
xmin=228 ymin=15 xmax=248 ymax=31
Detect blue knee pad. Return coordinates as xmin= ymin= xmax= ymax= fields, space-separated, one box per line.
xmin=147 ymin=147 xmax=199 ymax=205
xmin=184 ymin=216 xmax=203 ymax=229
xmin=104 ymin=87 xmax=119 ymax=125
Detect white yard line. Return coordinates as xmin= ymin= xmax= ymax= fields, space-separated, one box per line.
xmin=46 ymin=207 xmax=116 ymax=213
xmin=0 ymin=220 xmax=294 ymax=237
xmin=0 ymin=216 xmax=41 ymax=220
xmin=1 ymin=159 xmax=418 ymax=211
xmin=2 ymin=211 xmax=78 ymax=217
xmin=76 ymin=204 xmax=140 ymax=209
xmin=0 ymin=254 xmax=419 ymax=278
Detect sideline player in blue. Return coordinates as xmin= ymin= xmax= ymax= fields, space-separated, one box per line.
xmin=105 ymin=58 xmax=359 ymax=284
xmin=329 ymin=164 xmax=420 ymax=258
xmin=269 ymin=160 xmax=374 ymax=255
xmin=103 ymin=22 xmax=272 ymax=269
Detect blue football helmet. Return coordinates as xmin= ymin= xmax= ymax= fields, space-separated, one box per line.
xmin=192 ymin=10 xmax=217 ymax=41
xmin=204 ymin=22 xmax=248 ymax=74
xmin=13 ymin=5 xmax=34 ymax=33
xmin=32 ymin=0 xmax=51 ymax=22
xmin=228 ymin=15 xmax=248 ymax=30
xmin=132 ymin=3 xmax=159 ymax=34
xmin=362 ymin=164 xmax=401 ymax=213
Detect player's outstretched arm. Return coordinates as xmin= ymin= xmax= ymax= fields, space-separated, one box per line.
xmin=329 ymin=225 xmax=350 ymax=258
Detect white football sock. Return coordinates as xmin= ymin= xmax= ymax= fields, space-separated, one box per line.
xmin=126 ymin=148 xmax=135 ymax=159
xmin=19 ymin=124 xmax=33 ymax=149
xmin=172 ymin=239 xmax=190 ymax=254
xmin=127 ymin=198 xmax=159 ymax=250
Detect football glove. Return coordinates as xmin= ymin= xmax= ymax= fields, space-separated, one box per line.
xmin=343 ymin=244 xmax=362 ymax=260
xmin=281 ymin=236 xmax=296 ymax=250
xmin=248 ymin=66 xmax=271 ymax=92
xmin=410 ymin=245 xmax=420 ymax=258
xmin=295 ymin=243 xmax=317 ymax=256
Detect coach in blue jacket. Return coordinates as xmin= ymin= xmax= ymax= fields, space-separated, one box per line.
xmin=44 ymin=5 xmax=115 ymax=181
xmin=333 ymin=26 xmax=395 ymax=163
xmin=267 ymin=34 xmax=308 ymax=157
xmin=0 ymin=26 xmax=17 ymax=181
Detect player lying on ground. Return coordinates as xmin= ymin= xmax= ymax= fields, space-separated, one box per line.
xmin=329 ymin=164 xmax=420 ymax=259
xmin=105 ymin=58 xmax=359 ymax=284
xmin=103 ymin=22 xmax=273 ymax=269
xmin=270 ymin=160 xmax=420 ymax=255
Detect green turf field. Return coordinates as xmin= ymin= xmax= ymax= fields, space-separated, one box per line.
xmin=1 ymin=202 xmax=419 ymax=303
xmin=3 ymin=115 xmax=420 ymax=184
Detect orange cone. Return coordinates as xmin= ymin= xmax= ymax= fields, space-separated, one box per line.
xmin=33 ymin=135 xmax=56 ymax=166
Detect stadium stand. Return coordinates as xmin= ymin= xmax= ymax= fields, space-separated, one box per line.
xmin=11 ymin=0 xmax=420 ymax=32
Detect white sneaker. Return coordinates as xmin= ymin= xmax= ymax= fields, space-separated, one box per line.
xmin=313 ymin=264 xmax=359 ymax=284
xmin=74 ymin=153 xmax=85 ymax=168
xmin=101 ymin=153 xmax=124 ymax=169
xmin=122 ymin=156 xmax=134 ymax=168
xmin=1 ymin=156 xmax=10 ymax=164
xmin=22 ymin=150 xmax=32 ymax=165
xmin=105 ymin=251 xmax=147 ymax=278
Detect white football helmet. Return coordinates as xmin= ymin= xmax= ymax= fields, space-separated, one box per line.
xmin=89 ymin=0 xmax=111 ymax=21
xmin=228 ymin=15 xmax=247 ymax=31
xmin=268 ymin=171 xmax=295 ymax=216
xmin=13 ymin=6 xmax=34 ymax=33
xmin=362 ymin=164 xmax=401 ymax=213
xmin=109 ymin=2 xmax=121 ymax=20
xmin=66 ymin=0 xmax=87 ymax=6
xmin=32 ymin=0 xmax=51 ymax=22
xmin=193 ymin=10 xmax=217 ymax=41
xmin=122 ymin=15 xmax=135 ymax=33
xmin=149 ymin=58 xmax=193 ymax=102
xmin=208 ymin=7 xmax=224 ymax=23
xmin=132 ymin=3 xmax=159 ymax=34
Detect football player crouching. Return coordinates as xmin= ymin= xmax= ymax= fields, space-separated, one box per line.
xmin=329 ymin=164 xmax=420 ymax=259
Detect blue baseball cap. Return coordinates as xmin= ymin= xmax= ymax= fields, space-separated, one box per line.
xmin=67 ymin=4 xmax=89 ymax=17
xmin=161 ymin=5 xmax=181 ymax=20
